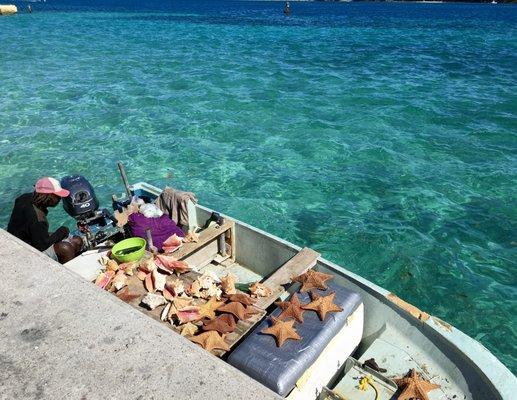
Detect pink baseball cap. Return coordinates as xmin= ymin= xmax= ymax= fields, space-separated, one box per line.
xmin=34 ymin=177 xmax=70 ymax=197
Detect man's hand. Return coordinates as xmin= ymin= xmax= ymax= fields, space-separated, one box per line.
xmin=55 ymin=226 xmax=70 ymax=240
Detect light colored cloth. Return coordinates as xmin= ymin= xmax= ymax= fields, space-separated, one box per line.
xmin=43 ymin=245 xmax=59 ymax=261
xmin=155 ymin=187 xmax=197 ymax=227
xmin=140 ymin=203 xmax=163 ymax=218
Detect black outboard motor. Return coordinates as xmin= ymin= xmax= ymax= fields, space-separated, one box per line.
xmin=61 ymin=175 xmax=120 ymax=250
xmin=61 ymin=175 xmax=99 ymax=219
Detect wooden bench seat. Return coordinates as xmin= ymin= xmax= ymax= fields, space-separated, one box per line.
xmin=255 ymin=247 xmax=320 ymax=310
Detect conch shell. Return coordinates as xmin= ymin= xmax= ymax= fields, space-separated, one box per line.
xmin=249 ymin=282 xmax=272 ymax=298
xmin=141 ymin=293 xmax=166 ymax=310
xmin=176 ymin=306 xmax=201 ymax=324
xmin=162 ymin=234 xmax=183 ymax=253
xmin=163 ymin=279 xmax=185 ymax=301
xmin=204 ymin=283 xmax=222 ymax=300
xmin=187 ymin=280 xmax=202 ymax=298
xmin=119 ymin=262 xmax=136 ymax=276
xmin=99 ymin=256 xmax=119 ymax=272
xmin=220 ymin=273 xmax=237 ymax=295
xmin=95 ymin=270 xmax=115 ymax=289
xmin=198 ymin=271 xmax=220 ymax=289
xmin=112 ymin=271 xmax=128 ymax=291
xmin=144 ymin=270 xmax=167 ymax=293
xmin=155 ymin=254 xmax=190 ymax=275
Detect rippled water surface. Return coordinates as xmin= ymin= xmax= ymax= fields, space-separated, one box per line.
xmin=1 ymin=0 xmax=516 ymax=372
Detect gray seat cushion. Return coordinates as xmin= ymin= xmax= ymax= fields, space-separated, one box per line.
xmin=227 ymin=282 xmax=361 ymax=397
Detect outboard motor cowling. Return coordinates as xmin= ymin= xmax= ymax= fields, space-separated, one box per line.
xmin=61 ymin=175 xmax=99 ymax=218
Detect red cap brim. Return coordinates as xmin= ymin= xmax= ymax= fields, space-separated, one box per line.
xmin=55 ymin=189 xmax=70 ymax=198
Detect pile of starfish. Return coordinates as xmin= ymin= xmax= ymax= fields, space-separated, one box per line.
xmin=261 ymin=269 xmax=343 ymax=347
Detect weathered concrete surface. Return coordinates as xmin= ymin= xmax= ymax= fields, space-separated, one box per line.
xmin=0 ymin=229 xmax=281 ymax=400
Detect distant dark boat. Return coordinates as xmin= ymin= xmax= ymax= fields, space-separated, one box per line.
xmin=284 ymin=1 xmax=291 ymax=16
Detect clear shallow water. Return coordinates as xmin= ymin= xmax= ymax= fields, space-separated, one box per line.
xmin=1 ymin=0 xmax=516 ymax=372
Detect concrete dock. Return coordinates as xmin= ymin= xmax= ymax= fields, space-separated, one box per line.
xmin=0 ymin=229 xmax=280 ymax=400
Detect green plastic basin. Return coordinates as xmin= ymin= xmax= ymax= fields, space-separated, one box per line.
xmin=111 ymin=237 xmax=146 ymax=263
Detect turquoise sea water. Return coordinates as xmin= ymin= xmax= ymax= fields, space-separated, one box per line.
xmin=1 ymin=0 xmax=516 ymax=372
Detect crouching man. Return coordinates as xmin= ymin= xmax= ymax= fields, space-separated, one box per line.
xmin=7 ymin=177 xmax=82 ymax=263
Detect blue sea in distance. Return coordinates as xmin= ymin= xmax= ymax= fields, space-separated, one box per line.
xmin=0 ymin=0 xmax=516 ymax=372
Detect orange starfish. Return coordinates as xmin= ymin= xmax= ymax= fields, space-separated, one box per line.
xmin=202 ymin=314 xmax=236 ymax=334
xmin=275 ymin=293 xmax=307 ymax=323
xmin=227 ymin=293 xmax=256 ymax=306
xmin=198 ymin=297 xmax=225 ymax=320
xmin=180 ymin=322 xmax=199 ymax=337
xmin=292 ymin=269 xmax=333 ymax=292
xmin=190 ymin=331 xmax=230 ymax=353
xmin=261 ymin=317 xmax=301 ymax=347
xmin=302 ymin=291 xmax=343 ymax=321
xmin=218 ymin=301 xmax=247 ymax=320
xmin=394 ymin=369 xmax=441 ymax=400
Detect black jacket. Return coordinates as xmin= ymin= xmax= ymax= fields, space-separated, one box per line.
xmin=7 ymin=193 xmax=68 ymax=251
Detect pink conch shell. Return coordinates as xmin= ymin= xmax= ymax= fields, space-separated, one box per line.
xmin=144 ymin=273 xmax=155 ymax=293
xmin=112 ymin=271 xmax=128 ymax=291
xmin=220 ymin=273 xmax=237 ymax=295
xmin=155 ymin=254 xmax=190 ymax=275
xmin=162 ymin=234 xmax=183 ymax=253
xmin=176 ymin=306 xmax=201 ymax=324
xmin=163 ymin=279 xmax=184 ymax=300
xmin=95 ymin=270 xmax=115 ymax=289
xmin=136 ymin=270 xmax=148 ymax=281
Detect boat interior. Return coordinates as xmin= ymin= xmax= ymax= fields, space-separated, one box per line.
xmin=65 ymin=182 xmax=509 ymax=400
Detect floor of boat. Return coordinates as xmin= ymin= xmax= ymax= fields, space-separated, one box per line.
xmin=331 ymin=324 xmax=466 ymax=400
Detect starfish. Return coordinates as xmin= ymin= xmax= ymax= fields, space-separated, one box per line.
xmin=261 ymin=317 xmax=301 ymax=347
xmin=190 ymin=331 xmax=230 ymax=353
xmin=198 ymin=297 xmax=226 ymax=320
xmin=218 ymin=302 xmax=247 ymax=320
xmin=301 ymin=291 xmax=343 ymax=321
xmin=292 ymin=269 xmax=333 ymax=292
xmin=180 ymin=322 xmax=199 ymax=337
xmin=227 ymin=293 xmax=256 ymax=306
xmin=202 ymin=314 xmax=236 ymax=334
xmin=275 ymin=293 xmax=307 ymax=323
xmin=394 ymin=369 xmax=440 ymax=400
xmin=244 ymin=305 xmax=261 ymax=319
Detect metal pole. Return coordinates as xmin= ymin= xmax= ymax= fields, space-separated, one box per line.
xmin=117 ymin=162 xmax=132 ymax=198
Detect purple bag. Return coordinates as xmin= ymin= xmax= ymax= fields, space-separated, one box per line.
xmin=128 ymin=213 xmax=184 ymax=251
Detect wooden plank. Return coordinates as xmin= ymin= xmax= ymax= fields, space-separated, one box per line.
xmin=172 ymin=221 xmax=234 ymax=261
xmin=255 ymin=247 xmax=320 ymax=310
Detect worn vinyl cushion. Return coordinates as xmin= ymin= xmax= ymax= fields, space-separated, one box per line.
xmin=227 ymin=282 xmax=362 ymax=397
